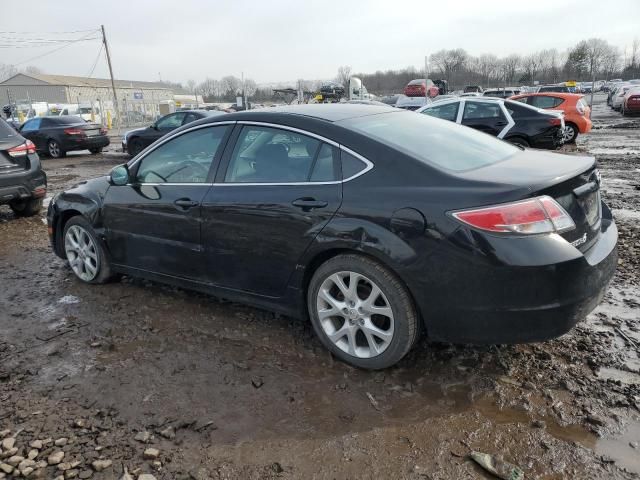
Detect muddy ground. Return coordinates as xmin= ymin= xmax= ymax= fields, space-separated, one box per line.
xmin=0 ymin=94 xmax=638 ymax=480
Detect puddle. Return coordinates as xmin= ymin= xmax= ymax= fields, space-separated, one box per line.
xmin=613 ymin=208 xmax=640 ymax=221
xmin=596 ymin=418 xmax=640 ymax=474
xmin=597 ymin=367 xmax=640 ymax=385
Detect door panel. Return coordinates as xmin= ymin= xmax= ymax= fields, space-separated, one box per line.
xmin=103 ymin=184 xmax=211 ymax=280
xmin=461 ymin=101 xmax=507 ymax=136
xmin=202 ymin=124 xmax=342 ymax=297
xmin=202 ymin=183 xmax=341 ymax=296
xmin=103 ymin=125 xmax=230 ymax=280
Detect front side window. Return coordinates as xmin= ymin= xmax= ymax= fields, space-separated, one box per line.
xmin=156 ymin=113 xmax=185 ymax=130
xmin=225 ymin=126 xmax=322 ymax=183
xmin=421 ymin=102 xmax=459 ymax=122
xmin=135 ymin=126 xmax=228 ymax=184
xmin=463 ymin=102 xmax=504 ymax=120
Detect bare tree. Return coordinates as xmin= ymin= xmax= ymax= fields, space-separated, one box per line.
xmin=23 ymin=65 xmax=42 ymax=75
xmin=500 ymin=54 xmax=521 ymax=85
xmin=583 ymin=38 xmax=610 ymax=81
xmin=335 ymin=66 xmax=352 ymax=88
xmin=221 ymin=75 xmax=241 ymax=95
xmin=186 ymin=79 xmax=197 ymax=94
xmin=522 ymin=53 xmax=541 ymax=83
xmin=630 ymin=37 xmax=639 ymax=69
xmin=430 ymin=49 xmax=468 ymax=86
xmin=0 ymin=63 xmax=17 ymax=82
xmin=244 ymin=78 xmax=257 ymax=97
xmin=601 ymin=46 xmax=621 ymax=79
xmin=477 ymin=54 xmax=499 ymax=85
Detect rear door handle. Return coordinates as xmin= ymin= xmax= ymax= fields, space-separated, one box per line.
xmin=292 ymin=197 xmax=328 ymax=210
xmin=495 ymin=121 xmax=508 ymax=126
xmin=174 ymin=198 xmax=199 ymax=209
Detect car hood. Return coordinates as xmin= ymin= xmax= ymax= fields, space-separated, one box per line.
xmin=124 ymin=127 xmax=147 ymax=139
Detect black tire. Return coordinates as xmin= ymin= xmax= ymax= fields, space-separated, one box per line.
xmin=89 ymin=147 xmax=103 ymax=154
xmin=62 ymin=216 xmax=114 ymax=284
xmin=507 ymin=137 xmax=530 ymax=148
xmin=47 ymin=139 xmax=65 ymax=158
xmin=128 ymin=137 xmax=144 ymax=157
xmin=563 ymin=123 xmax=579 ymax=144
xmin=307 ymin=254 xmax=419 ymax=370
xmin=9 ymin=197 xmax=43 ymax=217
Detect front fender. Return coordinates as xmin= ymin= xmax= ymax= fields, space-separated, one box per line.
xmin=49 ymin=176 xmax=110 ymax=256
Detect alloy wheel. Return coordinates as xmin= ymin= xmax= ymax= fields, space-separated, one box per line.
xmin=316 ymin=271 xmax=394 ymax=358
xmin=563 ymin=126 xmax=576 ymax=143
xmin=49 ymin=141 xmax=60 ymax=157
xmin=64 ymin=225 xmax=99 ymax=281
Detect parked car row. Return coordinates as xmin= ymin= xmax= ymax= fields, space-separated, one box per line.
xmin=607 ymin=79 xmax=640 ymax=116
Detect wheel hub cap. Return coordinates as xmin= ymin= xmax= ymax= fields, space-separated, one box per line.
xmin=64 ymin=225 xmax=99 ymax=281
xmin=316 ymin=271 xmax=395 ymax=359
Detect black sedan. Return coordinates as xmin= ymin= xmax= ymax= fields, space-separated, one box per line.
xmin=47 ymin=105 xmax=617 ymax=369
xmin=122 ymin=110 xmax=224 ymax=157
xmin=418 ymin=97 xmax=565 ymax=149
xmin=19 ymin=116 xmax=109 ymax=158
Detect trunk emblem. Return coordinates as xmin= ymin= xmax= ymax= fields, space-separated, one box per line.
xmin=571 ymin=233 xmax=587 ymax=248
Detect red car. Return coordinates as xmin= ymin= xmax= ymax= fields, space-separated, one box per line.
xmin=404 ymin=79 xmax=439 ymax=98
xmin=622 ymin=88 xmax=640 ymax=116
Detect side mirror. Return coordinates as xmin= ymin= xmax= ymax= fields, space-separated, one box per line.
xmin=110 ymin=165 xmax=130 ymax=186
xmin=151 ymin=123 xmax=158 ymax=130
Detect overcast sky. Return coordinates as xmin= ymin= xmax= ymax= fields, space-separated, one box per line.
xmin=2 ymin=0 xmax=639 ymax=85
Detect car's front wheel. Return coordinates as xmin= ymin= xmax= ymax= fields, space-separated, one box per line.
xmin=63 ymin=216 xmax=114 ymax=284
xmin=307 ymin=254 xmax=419 ymax=369
xmin=89 ymin=147 xmax=103 ymax=154
xmin=48 ymin=139 xmax=65 ymax=158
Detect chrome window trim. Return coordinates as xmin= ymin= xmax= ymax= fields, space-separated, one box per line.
xmin=124 ymin=120 xmax=374 ymax=187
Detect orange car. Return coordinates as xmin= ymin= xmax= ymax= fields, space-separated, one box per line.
xmin=509 ymin=93 xmax=591 ymax=143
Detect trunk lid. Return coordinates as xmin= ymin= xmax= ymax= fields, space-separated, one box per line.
xmin=457 ymin=149 xmax=601 ymax=252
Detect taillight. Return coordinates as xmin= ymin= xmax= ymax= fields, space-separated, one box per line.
xmin=548 ymin=117 xmax=562 ymax=126
xmin=451 ymin=196 xmax=575 ymax=235
xmin=7 ymin=140 xmax=36 ymax=157
xmin=576 ymin=101 xmax=585 ymax=115
xmin=64 ymin=128 xmax=85 ymax=135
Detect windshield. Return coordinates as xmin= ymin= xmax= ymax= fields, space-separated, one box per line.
xmin=339 ymin=111 xmax=519 ymax=172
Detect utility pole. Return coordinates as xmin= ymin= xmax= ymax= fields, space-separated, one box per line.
xmin=101 ymin=25 xmax=119 ymax=132
xmin=424 ymin=55 xmax=429 ymax=103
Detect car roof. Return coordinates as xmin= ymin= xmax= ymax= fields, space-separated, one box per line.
xmin=512 ymin=92 xmax=582 ymax=99
xmin=229 ymin=104 xmax=398 ymax=122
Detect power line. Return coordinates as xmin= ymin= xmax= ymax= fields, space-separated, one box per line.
xmin=85 ymin=43 xmax=104 ymax=79
xmin=0 ymin=29 xmax=99 ymax=35
xmin=0 ymin=39 xmax=101 ymax=48
xmin=12 ymin=31 xmax=100 ymax=67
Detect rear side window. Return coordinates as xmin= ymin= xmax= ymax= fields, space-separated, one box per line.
xmin=422 ymin=102 xmax=459 ymax=121
xmin=339 ymin=111 xmax=518 ymax=172
xmin=225 ymin=126 xmax=321 ymax=183
xmin=529 ymin=96 xmax=564 ymax=109
xmin=463 ymin=102 xmax=504 ymax=120
xmin=310 ymin=144 xmax=339 ymax=182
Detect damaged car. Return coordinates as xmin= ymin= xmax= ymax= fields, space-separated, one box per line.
xmin=47 ymin=105 xmax=617 ymax=369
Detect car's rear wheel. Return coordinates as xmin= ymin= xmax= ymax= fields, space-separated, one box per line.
xmin=507 ymin=137 xmax=529 ymax=148
xmin=128 ymin=137 xmax=144 ymax=157
xmin=48 ymin=139 xmax=65 ymax=158
xmin=307 ymin=254 xmax=419 ymax=369
xmin=89 ymin=147 xmax=103 ymax=154
xmin=63 ymin=216 xmax=113 ymax=284
xmin=563 ymin=123 xmax=579 ymax=144
xmin=9 ymin=197 xmax=42 ymax=217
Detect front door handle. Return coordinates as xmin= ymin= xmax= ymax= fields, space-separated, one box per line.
xmin=292 ymin=197 xmax=328 ymax=210
xmin=174 ymin=198 xmax=199 ymax=209
xmin=495 ymin=121 xmax=508 ymax=126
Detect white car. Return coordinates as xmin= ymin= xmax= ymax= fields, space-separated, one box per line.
xmin=612 ymin=84 xmax=633 ymax=111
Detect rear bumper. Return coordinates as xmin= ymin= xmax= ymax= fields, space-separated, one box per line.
xmin=416 ymin=202 xmax=618 ymax=344
xmin=60 ymin=135 xmax=110 ymax=152
xmin=530 ymin=128 xmax=564 ymax=149
xmin=573 ymin=116 xmax=592 ymax=133
xmin=0 ymin=165 xmax=47 ymax=205
xmin=624 ymin=102 xmax=640 ymax=112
